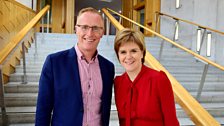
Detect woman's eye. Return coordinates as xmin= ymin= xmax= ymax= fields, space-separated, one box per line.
xmin=119 ymin=51 xmax=126 ymax=54
xmin=131 ymin=49 xmax=138 ymax=53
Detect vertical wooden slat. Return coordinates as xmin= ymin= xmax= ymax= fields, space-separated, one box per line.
xmin=144 ymin=0 xmax=160 ymax=36
xmin=52 ymin=0 xmax=63 ymax=33
xmin=65 ymin=0 xmax=74 ymax=34
xmin=121 ymin=0 xmax=133 ymax=28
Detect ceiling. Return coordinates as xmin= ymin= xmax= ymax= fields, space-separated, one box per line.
xmin=75 ymin=0 xmax=122 ymax=15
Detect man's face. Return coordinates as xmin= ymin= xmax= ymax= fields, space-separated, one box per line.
xmin=75 ymin=12 xmax=104 ymax=54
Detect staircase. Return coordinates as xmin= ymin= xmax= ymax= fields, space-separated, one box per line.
xmin=2 ymin=33 xmax=224 ymax=125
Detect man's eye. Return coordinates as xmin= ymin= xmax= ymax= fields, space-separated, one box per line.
xmin=82 ymin=25 xmax=89 ymax=30
xmin=92 ymin=26 xmax=99 ymax=31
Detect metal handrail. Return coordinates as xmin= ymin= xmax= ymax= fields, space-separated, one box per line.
xmin=156 ymin=11 xmax=224 ymax=35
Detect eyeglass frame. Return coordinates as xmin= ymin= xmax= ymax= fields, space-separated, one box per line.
xmin=76 ymin=24 xmax=104 ymax=34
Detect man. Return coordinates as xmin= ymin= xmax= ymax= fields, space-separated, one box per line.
xmin=35 ymin=7 xmax=115 ymax=126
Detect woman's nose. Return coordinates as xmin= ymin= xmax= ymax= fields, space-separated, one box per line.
xmin=126 ymin=52 xmax=132 ymax=59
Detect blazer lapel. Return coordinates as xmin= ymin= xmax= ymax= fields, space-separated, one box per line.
xmin=98 ymin=56 xmax=108 ymax=99
xmin=68 ymin=47 xmax=83 ymax=106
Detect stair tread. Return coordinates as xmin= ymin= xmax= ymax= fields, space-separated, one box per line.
xmin=6 ymin=106 xmax=36 ymax=113
xmin=5 ymin=82 xmax=39 ymax=85
xmin=7 ymin=116 xmax=224 ymax=126
xmin=111 ymin=103 xmax=224 ymax=111
xmin=5 ymin=93 xmax=37 ymax=97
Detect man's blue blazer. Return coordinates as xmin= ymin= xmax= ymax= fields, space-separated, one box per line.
xmin=35 ymin=47 xmax=115 ymax=126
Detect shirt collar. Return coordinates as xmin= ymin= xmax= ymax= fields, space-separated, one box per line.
xmin=124 ymin=64 xmax=147 ymax=84
xmin=74 ymin=44 xmax=98 ymax=62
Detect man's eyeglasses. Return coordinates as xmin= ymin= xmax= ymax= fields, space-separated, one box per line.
xmin=76 ymin=25 xmax=103 ymax=34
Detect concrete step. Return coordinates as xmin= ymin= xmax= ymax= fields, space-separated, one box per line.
xmin=6 ymin=117 xmax=224 ymax=126
xmin=1 ymin=104 xmax=223 ymax=125
xmin=5 ymin=80 xmax=223 ymax=94
xmin=166 ymin=68 xmax=223 ymax=74
xmin=9 ymin=72 xmax=224 ymax=83
xmin=7 ymin=75 xmax=207 ymax=84
xmin=10 ymin=124 xmax=34 ymax=126
xmin=9 ymin=73 xmax=40 ymax=82
xmin=4 ymin=82 xmax=38 ymax=93
xmin=4 ymin=93 xmax=37 ymax=107
xmin=111 ymin=91 xmax=224 ymax=103
xmin=181 ymin=82 xmax=224 ymax=91
xmin=21 ymin=55 xmax=197 ymax=64
xmin=15 ymin=61 xmax=207 ymax=71
xmin=4 ymin=81 xmax=224 ymax=107
xmin=4 ymin=80 xmax=224 ymax=102
xmin=110 ymin=104 xmax=224 ymax=125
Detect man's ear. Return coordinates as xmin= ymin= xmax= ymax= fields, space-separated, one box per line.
xmin=100 ymin=30 xmax=105 ymax=38
xmin=74 ymin=26 xmax=77 ymax=33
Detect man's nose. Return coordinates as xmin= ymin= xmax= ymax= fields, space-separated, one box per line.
xmin=86 ymin=28 xmax=94 ymax=35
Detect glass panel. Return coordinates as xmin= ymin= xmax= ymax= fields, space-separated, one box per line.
xmin=41 ymin=0 xmax=52 ymax=24
xmin=138 ymin=0 xmax=144 ymax=2
xmin=140 ymin=8 xmax=144 ymax=33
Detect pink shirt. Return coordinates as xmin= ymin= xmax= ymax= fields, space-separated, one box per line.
xmin=75 ymin=45 xmax=103 ymax=126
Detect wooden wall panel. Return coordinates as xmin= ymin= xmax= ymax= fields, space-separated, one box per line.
xmin=65 ymin=0 xmax=74 ymax=34
xmin=52 ymin=0 xmax=63 ymax=33
xmin=144 ymin=0 xmax=160 ymax=36
xmin=145 ymin=0 xmax=153 ymax=35
xmin=126 ymin=0 xmax=161 ymax=36
xmin=132 ymin=0 xmax=138 ymax=29
xmin=121 ymin=0 xmax=133 ymax=28
xmin=0 ymin=0 xmax=3 ymax=25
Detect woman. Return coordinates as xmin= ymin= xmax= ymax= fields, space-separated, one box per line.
xmin=114 ymin=28 xmax=179 ymax=126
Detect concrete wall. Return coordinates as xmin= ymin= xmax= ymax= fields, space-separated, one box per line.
xmin=16 ymin=0 xmax=37 ymax=11
xmin=160 ymin=0 xmax=224 ymax=65
xmin=216 ymin=0 xmax=224 ymax=65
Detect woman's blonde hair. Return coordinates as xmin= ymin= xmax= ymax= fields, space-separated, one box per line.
xmin=114 ymin=28 xmax=146 ymax=63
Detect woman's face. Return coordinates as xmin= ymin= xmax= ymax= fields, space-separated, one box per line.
xmin=118 ymin=41 xmax=143 ymax=74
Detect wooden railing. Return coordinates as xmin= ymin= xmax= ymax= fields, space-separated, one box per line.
xmin=0 ymin=5 xmax=50 ymax=75
xmin=102 ymin=8 xmax=220 ymax=126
